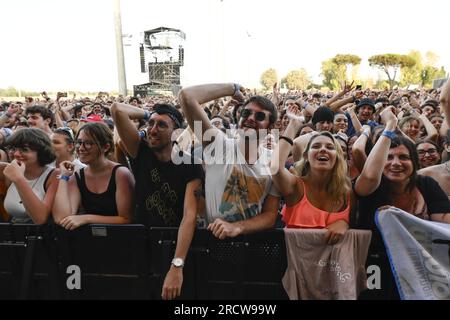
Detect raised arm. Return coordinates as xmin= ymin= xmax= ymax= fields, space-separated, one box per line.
xmin=325 ymin=81 xmax=354 ymax=108
xmin=354 ymin=107 xmax=398 ymax=197
xmin=418 ymin=112 xmax=438 ymax=141
xmin=178 ymin=83 xmax=244 ymax=148
xmin=440 ymin=78 xmax=450 ymax=128
xmin=292 ymin=131 xmax=316 ymax=162
xmin=351 ymin=125 xmax=370 ymax=173
xmin=270 ymin=106 xmax=303 ymax=197
xmin=347 ymin=105 xmax=363 ymax=134
xmin=110 ymin=102 xmax=146 ymax=158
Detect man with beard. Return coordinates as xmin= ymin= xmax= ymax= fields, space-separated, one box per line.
xmin=111 ymin=102 xmax=204 ymax=300
xmin=179 ymin=83 xmax=280 ymax=240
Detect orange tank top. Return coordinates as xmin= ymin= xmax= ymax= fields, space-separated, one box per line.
xmin=282 ymin=179 xmax=350 ymax=228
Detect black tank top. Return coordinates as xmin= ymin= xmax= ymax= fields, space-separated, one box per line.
xmin=75 ymin=165 xmax=124 ymax=217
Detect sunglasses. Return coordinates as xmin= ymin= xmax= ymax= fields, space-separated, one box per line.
xmin=55 ymin=127 xmax=75 ymax=142
xmin=241 ymin=109 xmax=268 ymax=122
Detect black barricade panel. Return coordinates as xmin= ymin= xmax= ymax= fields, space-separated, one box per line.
xmin=148 ymin=227 xmax=196 ymax=300
xmin=2 ymin=225 xmax=291 ymax=300
xmin=0 ymin=223 xmax=57 ymax=299
xmin=148 ymin=227 xmax=289 ymax=300
xmin=0 ymin=223 xmax=17 ymax=299
xmin=56 ymin=224 xmax=148 ymax=300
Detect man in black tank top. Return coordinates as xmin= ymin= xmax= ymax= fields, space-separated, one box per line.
xmin=111 ymin=102 xmax=204 ymax=300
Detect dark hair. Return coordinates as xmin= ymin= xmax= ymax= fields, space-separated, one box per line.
xmin=76 ymin=122 xmax=114 ymax=156
xmin=388 ymin=136 xmax=420 ymax=192
xmin=232 ymin=103 xmax=243 ymax=124
xmin=416 ymin=139 xmax=441 ymax=153
xmin=242 ymin=96 xmax=278 ymax=125
xmin=211 ymin=115 xmax=230 ymax=130
xmin=25 ymin=105 xmax=55 ymax=127
xmin=5 ymin=128 xmax=55 ymax=166
xmin=153 ymin=103 xmax=184 ymax=129
xmin=204 ymin=107 xmax=212 ymax=120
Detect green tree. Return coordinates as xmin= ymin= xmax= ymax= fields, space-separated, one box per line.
xmin=1 ymin=86 xmax=19 ymax=97
xmin=421 ymin=65 xmax=446 ymax=87
xmin=400 ymin=50 xmax=423 ymax=87
xmin=421 ymin=52 xmax=447 ymax=87
xmin=320 ymin=59 xmax=346 ymax=91
xmin=368 ymin=54 xmax=416 ymax=89
xmin=260 ymin=68 xmax=278 ymax=90
xmin=281 ymin=69 xmax=310 ymax=90
xmin=332 ymin=54 xmax=361 ymax=81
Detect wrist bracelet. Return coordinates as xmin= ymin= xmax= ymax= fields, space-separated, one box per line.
xmin=57 ymin=175 xmax=71 ymax=182
xmin=362 ymin=130 xmax=370 ymax=138
xmin=143 ymin=110 xmax=150 ymax=121
xmin=233 ymin=83 xmax=241 ymax=96
xmin=279 ymin=136 xmax=294 ymax=146
xmin=381 ymin=130 xmax=396 ymax=140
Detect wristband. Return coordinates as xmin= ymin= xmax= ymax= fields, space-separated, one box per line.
xmin=233 ymin=83 xmax=241 ymax=96
xmin=279 ymin=136 xmax=294 ymax=146
xmin=143 ymin=110 xmax=150 ymax=121
xmin=362 ymin=130 xmax=370 ymax=138
xmin=57 ymin=175 xmax=71 ymax=182
xmin=381 ymin=130 xmax=396 ymax=140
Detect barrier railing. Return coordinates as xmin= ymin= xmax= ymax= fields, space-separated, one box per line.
xmin=0 ymin=223 xmax=288 ymax=300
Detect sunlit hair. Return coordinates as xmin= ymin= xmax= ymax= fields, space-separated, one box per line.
xmin=76 ymin=122 xmax=114 ymax=156
xmin=293 ymin=131 xmax=351 ymax=205
xmin=399 ymin=116 xmax=420 ymax=133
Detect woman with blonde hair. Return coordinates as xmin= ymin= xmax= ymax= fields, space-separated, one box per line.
xmin=271 ymin=106 xmax=354 ymax=244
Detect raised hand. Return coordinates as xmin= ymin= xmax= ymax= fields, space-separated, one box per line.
xmin=380 ymin=106 xmax=398 ymax=128
xmin=59 ymin=161 xmax=75 ymax=177
xmin=4 ymin=159 xmax=26 ymax=183
xmin=232 ymin=84 xmax=246 ymax=102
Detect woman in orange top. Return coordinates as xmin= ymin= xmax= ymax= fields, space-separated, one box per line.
xmin=271 ymin=106 xmax=354 ymax=244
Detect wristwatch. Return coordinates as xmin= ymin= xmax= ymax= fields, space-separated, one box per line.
xmin=171 ymin=257 xmax=184 ymax=268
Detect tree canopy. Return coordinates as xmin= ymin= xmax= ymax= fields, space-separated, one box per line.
xmin=368 ymin=54 xmax=416 ymax=89
xmin=260 ymin=68 xmax=278 ymax=91
xmin=332 ymin=54 xmax=361 ymax=66
xmin=281 ymin=69 xmax=310 ymax=90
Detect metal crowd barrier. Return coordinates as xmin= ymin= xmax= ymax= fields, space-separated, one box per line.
xmin=0 ymin=223 xmax=289 ymax=300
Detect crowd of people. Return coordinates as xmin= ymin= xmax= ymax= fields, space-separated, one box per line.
xmin=0 ymin=79 xmax=449 ymax=300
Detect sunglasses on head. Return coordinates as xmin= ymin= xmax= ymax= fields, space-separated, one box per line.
xmin=241 ymin=109 xmax=268 ymax=122
xmin=55 ymin=127 xmax=75 ymax=141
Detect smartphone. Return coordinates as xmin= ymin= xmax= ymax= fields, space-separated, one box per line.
xmin=60 ymin=92 xmax=68 ymax=97
xmin=355 ymin=85 xmax=362 ymax=91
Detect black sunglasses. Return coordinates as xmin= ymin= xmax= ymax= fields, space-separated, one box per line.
xmin=241 ymin=109 xmax=267 ymax=122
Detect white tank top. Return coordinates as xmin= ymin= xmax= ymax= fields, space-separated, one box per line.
xmin=4 ymin=165 xmax=54 ymax=223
